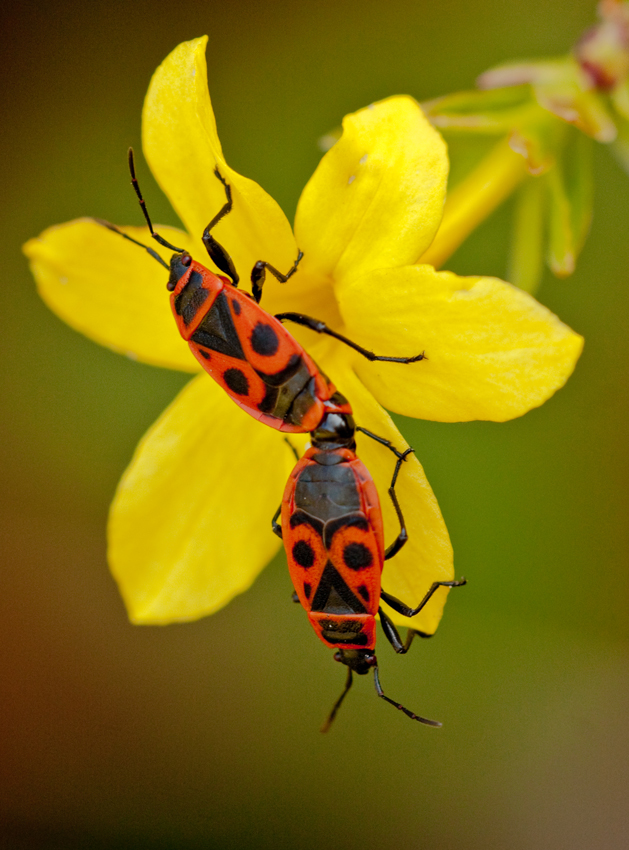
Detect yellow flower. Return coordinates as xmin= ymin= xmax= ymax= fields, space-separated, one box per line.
xmin=23 ymin=37 xmax=583 ymax=635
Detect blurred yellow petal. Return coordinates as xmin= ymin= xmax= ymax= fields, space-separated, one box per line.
xmin=321 ymin=360 xmax=454 ymax=634
xmin=142 ymin=36 xmax=298 ymax=296
xmin=23 ymin=219 xmax=200 ymax=372
xmin=337 ymin=265 xmax=583 ymax=422
xmin=420 ymin=138 xmax=528 ymax=269
xmin=294 ymin=96 xmax=448 ymax=284
xmin=109 ymin=374 xmax=296 ymax=624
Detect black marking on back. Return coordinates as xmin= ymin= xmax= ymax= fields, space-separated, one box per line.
xmin=292 ymin=539 xmax=315 ymax=568
xmin=256 ymin=353 xmax=302 ymax=387
xmin=257 ymin=383 xmax=279 ymax=414
xmin=199 ymin=349 xmax=211 ymax=360
xmin=223 ymin=368 xmax=249 ymax=396
xmin=303 ymin=582 xmax=312 ymax=599
xmin=324 ymin=514 xmax=369 ymax=550
xmin=311 ymin=562 xmax=367 ymax=615
xmin=358 ymin=584 xmax=370 ymax=602
xmin=230 ymin=298 xmax=241 ymax=315
xmin=288 ymin=511 xmax=324 ymax=536
xmin=250 ymin=322 xmax=280 ymax=356
xmin=343 ymin=542 xmax=373 ymax=571
xmin=174 ymin=270 xmax=209 ymax=326
xmin=190 ymin=290 xmax=246 ymax=359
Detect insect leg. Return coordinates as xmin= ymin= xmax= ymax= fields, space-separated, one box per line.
xmin=275 ymin=313 xmax=426 ymax=363
xmin=272 ymin=504 xmax=283 ymax=539
xmin=384 ymin=447 xmax=415 ymax=560
xmin=379 ymin=609 xmax=432 ymax=654
xmin=320 ymin=667 xmax=353 ymax=733
xmin=379 ymin=606 xmax=406 ymax=652
xmin=201 ymin=169 xmax=240 ymax=286
xmin=356 ymin=427 xmax=413 ymax=559
xmin=283 ymin=436 xmax=301 ymax=462
xmin=251 ymin=251 xmax=303 ymax=304
xmin=373 ymin=665 xmax=441 ymax=727
xmin=355 ymin=426 xmax=411 ymax=460
xmin=380 ymin=579 xmax=467 ymax=619
xmin=273 ymin=438 xmax=300 ymax=539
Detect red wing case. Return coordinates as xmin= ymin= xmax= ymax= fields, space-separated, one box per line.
xmin=171 ymin=262 xmax=339 ymax=432
xmin=282 ymin=448 xmax=385 ymax=650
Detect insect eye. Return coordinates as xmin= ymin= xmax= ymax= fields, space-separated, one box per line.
xmin=180 ymin=253 xmax=192 ymax=266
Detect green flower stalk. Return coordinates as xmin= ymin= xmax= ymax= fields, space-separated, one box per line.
xmin=422 ymin=0 xmax=629 ymax=294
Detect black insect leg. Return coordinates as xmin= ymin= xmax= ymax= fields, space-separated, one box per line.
xmin=272 ymin=438 xmax=301 ymax=538
xmin=275 ymin=313 xmax=426 ymax=363
xmin=201 ymin=168 xmax=240 ymax=286
xmin=380 ymin=607 xmax=434 ymax=659
xmin=251 ymin=251 xmax=303 ymax=304
xmin=373 ymin=665 xmax=441 ymax=727
xmin=272 ymin=504 xmax=283 ymax=539
xmin=384 ymin=448 xmax=415 ymax=560
xmin=283 ymin=436 xmax=300 ymax=462
xmin=320 ymin=667 xmax=353 ymax=733
xmin=356 ymin=427 xmax=413 ymax=560
xmin=378 ymin=607 xmax=415 ymax=653
xmin=380 ymin=579 xmax=467 ymax=619
xmin=356 ymin=426 xmax=410 ymax=460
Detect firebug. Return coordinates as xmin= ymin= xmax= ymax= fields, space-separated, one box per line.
xmin=98 ymin=150 xmax=425 ymax=434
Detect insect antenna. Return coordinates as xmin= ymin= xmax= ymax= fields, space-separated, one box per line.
xmin=94 ymin=218 xmax=170 ymax=270
xmin=127 ymin=147 xmax=186 ymax=253
xmin=320 ymin=667 xmax=353 ymax=733
xmin=373 ymin=666 xmax=442 ymax=727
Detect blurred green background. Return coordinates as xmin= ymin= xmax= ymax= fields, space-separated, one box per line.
xmin=2 ymin=0 xmax=628 ymax=847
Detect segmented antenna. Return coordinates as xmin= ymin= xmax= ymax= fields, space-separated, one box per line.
xmin=321 ymin=668 xmax=353 ymax=733
xmin=127 ymin=148 xmax=186 ymax=253
xmin=94 ymin=218 xmax=169 ymax=270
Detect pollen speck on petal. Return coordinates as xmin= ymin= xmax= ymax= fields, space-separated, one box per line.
xmin=295 ymin=96 xmax=448 ymax=283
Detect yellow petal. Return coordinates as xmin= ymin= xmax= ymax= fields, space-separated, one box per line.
xmin=142 ymin=37 xmax=298 ymax=298
xmin=294 ymin=96 xmax=448 ymax=284
xmin=420 ymin=138 xmax=528 ymax=269
xmin=24 ymin=219 xmax=200 ymax=372
xmin=337 ymin=265 xmax=583 ymax=422
xmin=109 ymin=374 xmax=296 ymax=624
xmin=320 ymin=360 xmax=455 ymax=634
